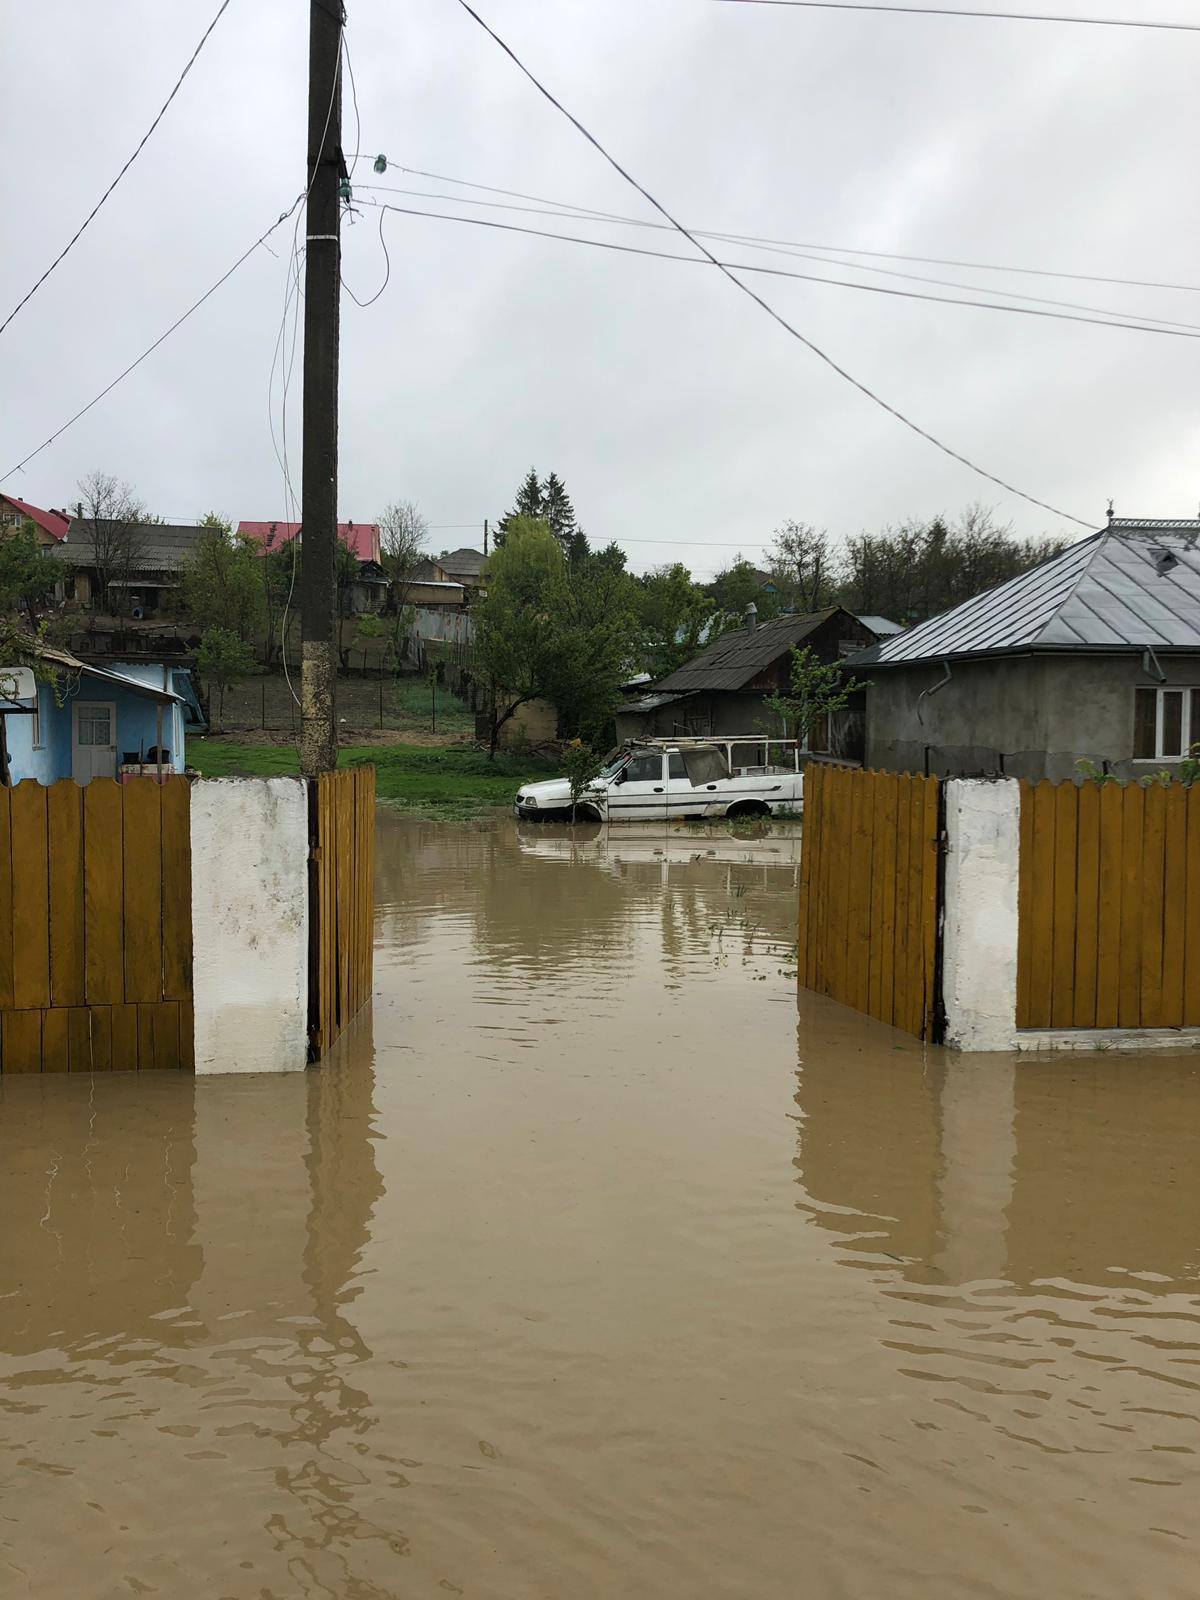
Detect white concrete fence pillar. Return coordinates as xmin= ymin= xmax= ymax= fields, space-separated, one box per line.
xmin=941 ymin=779 xmax=1020 ymax=1052
xmin=190 ymin=777 xmax=310 ymax=1074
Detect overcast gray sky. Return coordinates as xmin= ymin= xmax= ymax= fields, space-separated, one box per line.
xmin=3 ymin=0 xmax=1199 ymax=577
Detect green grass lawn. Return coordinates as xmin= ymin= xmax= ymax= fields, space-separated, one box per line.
xmin=188 ymin=740 xmax=557 ymax=819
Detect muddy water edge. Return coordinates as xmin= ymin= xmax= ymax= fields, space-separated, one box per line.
xmin=1 ymin=808 xmax=1198 ymax=1598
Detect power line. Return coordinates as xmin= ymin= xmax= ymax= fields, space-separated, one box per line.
xmin=451 ymin=1 xmax=1094 ymax=526
xmin=708 ymin=0 xmax=1200 ymax=32
xmin=1 ymin=196 xmax=302 ymax=484
xmin=356 ymin=183 xmax=1200 ymax=334
xmin=0 ymin=0 xmax=234 ymax=341
xmin=361 ymin=199 xmax=1200 ymax=342
xmin=348 ymin=158 xmax=1200 ymax=298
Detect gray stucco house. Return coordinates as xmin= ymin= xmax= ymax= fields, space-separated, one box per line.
xmin=616 ymin=606 xmax=880 ymax=749
xmin=849 ymin=516 xmax=1200 ymax=781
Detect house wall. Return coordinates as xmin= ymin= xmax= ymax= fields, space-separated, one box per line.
xmin=864 ymin=654 xmax=1200 ymax=781
xmin=5 ymin=672 xmax=185 ymax=784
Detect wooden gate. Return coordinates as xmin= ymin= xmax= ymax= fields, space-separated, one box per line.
xmin=0 ymin=777 xmax=193 ymax=1073
xmin=1017 ymin=780 xmax=1200 ymax=1030
xmin=798 ymin=764 xmax=942 ymax=1041
xmin=310 ymin=765 xmax=376 ymax=1059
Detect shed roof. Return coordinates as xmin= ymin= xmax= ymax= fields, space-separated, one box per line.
xmin=36 ymin=646 xmax=183 ymax=703
xmin=652 ymin=608 xmax=847 ymax=694
xmin=852 ymin=520 xmax=1200 ymax=668
xmin=856 ymin=613 xmax=903 ymax=637
xmin=51 ymin=521 xmax=208 ymax=573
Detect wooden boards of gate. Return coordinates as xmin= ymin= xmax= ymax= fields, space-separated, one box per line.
xmin=1017 ymin=779 xmax=1200 ymax=1031
xmin=311 ymin=765 xmax=376 ymax=1060
xmin=797 ymin=764 xmax=941 ymax=1041
xmin=0 ymin=777 xmax=193 ymax=1073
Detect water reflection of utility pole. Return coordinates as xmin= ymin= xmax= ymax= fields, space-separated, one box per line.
xmin=933 ymin=1058 xmax=1016 ymax=1286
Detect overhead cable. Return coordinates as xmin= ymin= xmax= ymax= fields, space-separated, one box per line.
xmin=455 ymin=1 xmax=1093 ymax=525
xmin=0 ymin=0 xmax=234 ymax=340
xmin=708 ymin=0 xmax=1200 ymax=33
xmin=348 ymin=158 xmax=1200 ymax=297
xmin=356 ymin=183 xmax=1200 ymax=333
xmin=1 ymin=196 xmax=302 ymax=483
xmin=363 ymin=200 xmax=1200 ymax=342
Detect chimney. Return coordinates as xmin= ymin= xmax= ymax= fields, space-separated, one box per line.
xmin=744 ymin=601 xmax=758 ymax=632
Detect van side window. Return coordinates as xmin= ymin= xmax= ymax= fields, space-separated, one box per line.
xmin=623 ymin=752 xmax=663 ymax=783
xmin=668 ymin=752 xmax=688 ymax=780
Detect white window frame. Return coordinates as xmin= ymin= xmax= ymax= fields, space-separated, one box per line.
xmin=1134 ymin=685 xmax=1200 ymax=761
xmin=31 ymin=685 xmax=43 ymax=750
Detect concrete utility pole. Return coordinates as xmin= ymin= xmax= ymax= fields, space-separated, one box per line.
xmin=299 ymin=0 xmax=344 ymax=776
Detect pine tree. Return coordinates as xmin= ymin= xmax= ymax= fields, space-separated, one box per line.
xmin=495 ymin=468 xmax=543 ymax=547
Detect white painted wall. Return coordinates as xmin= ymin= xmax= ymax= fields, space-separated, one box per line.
xmin=190 ymin=778 xmax=309 ymax=1074
xmin=942 ymin=780 xmax=1020 ymax=1052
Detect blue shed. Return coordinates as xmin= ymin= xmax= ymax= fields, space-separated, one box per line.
xmin=1 ymin=648 xmax=190 ymax=785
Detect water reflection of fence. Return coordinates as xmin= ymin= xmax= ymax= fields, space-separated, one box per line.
xmin=797 ymin=764 xmax=942 ymax=1042
xmin=1017 ymin=779 xmax=1200 ymax=1030
xmin=0 ymin=777 xmax=193 ymax=1072
xmin=310 ymin=766 xmax=376 ymax=1060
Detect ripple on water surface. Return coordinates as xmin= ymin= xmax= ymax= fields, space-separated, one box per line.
xmin=1 ymin=813 xmax=1197 ymax=1598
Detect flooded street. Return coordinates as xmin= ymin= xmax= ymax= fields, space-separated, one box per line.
xmin=2 ymin=808 xmax=1199 ymax=1598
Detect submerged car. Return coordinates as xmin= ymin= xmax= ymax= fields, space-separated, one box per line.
xmin=514 ymin=738 xmax=806 ymax=823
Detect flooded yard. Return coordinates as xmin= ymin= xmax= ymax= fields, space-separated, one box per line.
xmin=2 ymin=808 xmax=1199 ymax=1598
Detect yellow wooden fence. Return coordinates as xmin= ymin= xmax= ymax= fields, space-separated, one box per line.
xmin=310 ymin=765 xmax=376 ymax=1059
xmin=1017 ymin=779 xmax=1200 ymax=1030
xmin=798 ymin=764 xmax=942 ymax=1041
xmin=0 ymin=778 xmax=193 ymax=1073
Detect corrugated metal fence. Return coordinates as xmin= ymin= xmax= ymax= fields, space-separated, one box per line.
xmin=0 ymin=778 xmax=193 ymax=1072
xmin=1017 ymin=779 xmax=1200 ymax=1030
xmin=798 ymin=764 xmax=942 ymax=1041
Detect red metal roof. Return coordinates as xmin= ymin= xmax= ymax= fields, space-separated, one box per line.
xmin=237 ymin=520 xmax=381 ymax=562
xmin=2 ymin=496 xmax=69 ymax=542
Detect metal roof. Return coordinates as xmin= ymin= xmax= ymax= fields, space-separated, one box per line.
xmin=652 ymin=608 xmax=844 ymax=694
xmin=857 ymin=520 xmax=1200 ymax=667
xmin=856 ymin=614 xmax=903 ymax=637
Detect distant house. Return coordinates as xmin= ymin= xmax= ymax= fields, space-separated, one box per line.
xmin=846 ymin=516 xmax=1200 ymax=781
xmin=437 ymin=548 xmax=487 ymax=588
xmin=0 ymin=647 xmax=192 ymax=785
xmin=50 ymin=521 xmax=208 ymax=618
xmin=406 ymin=558 xmax=469 ymax=610
xmin=0 ymin=495 xmax=70 ymax=548
xmin=237 ymin=519 xmax=383 ymax=562
xmin=615 ymin=606 xmax=881 ymax=750
xmin=238 ymin=519 xmax=389 ymax=613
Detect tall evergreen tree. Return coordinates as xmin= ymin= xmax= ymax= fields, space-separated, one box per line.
xmin=496 ymin=468 xmax=590 ymax=562
xmin=495 ymin=468 xmax=543 ymax=547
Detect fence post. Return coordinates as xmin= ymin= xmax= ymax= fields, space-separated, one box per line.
xmin=941 ymin=779 xmax=1020 ymax=1050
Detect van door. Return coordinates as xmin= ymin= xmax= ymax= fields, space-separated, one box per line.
xmin=665 ymin=750 xmax=699 ymax=819
xmin=606 ymin=749 xmax=666 ymax=820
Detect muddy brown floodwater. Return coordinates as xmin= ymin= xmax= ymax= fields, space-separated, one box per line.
xmin=2 ymin=810 xmax=1199 ymax=1598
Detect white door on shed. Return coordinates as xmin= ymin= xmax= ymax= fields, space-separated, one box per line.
xmin=72 ymin=700 xmax=117 ymax=784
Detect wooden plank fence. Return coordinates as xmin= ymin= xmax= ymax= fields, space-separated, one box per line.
xmin=310 ymin=765 xmax=376 ymax=1059
xmin=798 ymin=764 xmax=942 ymax=1041
xmin=1017 ymin=779 xmax=1200 ymax=1030
xmin=0 ymin=777 xmax=193 ymax=1073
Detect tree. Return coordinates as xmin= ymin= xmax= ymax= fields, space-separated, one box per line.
xmin=634 ymin=563 xmax=715 ymax=680
xmin=73 ymin=470 xmax=150 ymax=617
xmin=197 ymin=626 xmax=255 ymax=732
xmin=710 ymin=559 xmax=783 ymax=630
xmin=837 ymin=504 xmax=1070 ymax=623
xmin=378 ymin=498 xmax=429 ymax=661
xmin=763 ymin=645 xmax=863 ymax=748
xmin=180 ymin=516 xmax=265 ymax=643
xmin=473 ymin=518 xmax=635 ymax=755
xmin=767 ymin=520 xmax=836 ymax=612
xmin=0 ymin=525 xmax=62 ymax=626
xmin=496 ymin=468 xmax=590 ymax=562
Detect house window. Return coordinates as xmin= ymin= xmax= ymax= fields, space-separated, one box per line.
xmin=76 ymin=705 xmax=113 ymax=747
xmin=1134 ymin=686 xmax=1200 ymax=759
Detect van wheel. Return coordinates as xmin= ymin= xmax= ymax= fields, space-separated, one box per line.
xmin=726 ymin=800 xmax=770 ymax=820
xmin=572 ymin=802 xmax=602 ymax=822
